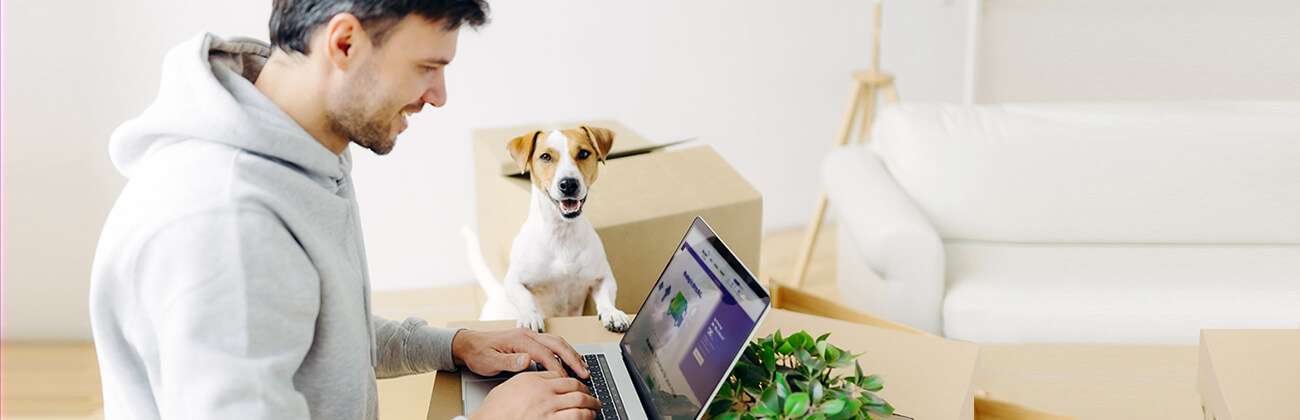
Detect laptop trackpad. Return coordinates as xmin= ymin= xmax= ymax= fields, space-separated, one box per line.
xmin=461 ymin=373 xmax=507 ymax=415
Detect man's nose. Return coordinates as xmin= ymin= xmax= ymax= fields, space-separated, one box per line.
xmin=422 ymin=87 xmax=446 ymax=108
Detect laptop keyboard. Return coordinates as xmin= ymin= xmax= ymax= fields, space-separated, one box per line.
xmin=575 ymin=353 xmax=628 ymax=420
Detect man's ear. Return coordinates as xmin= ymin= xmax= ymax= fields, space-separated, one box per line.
xmin=322 ymin=12 xmax=366 ymax=70
xmin=506 ymin=130 xmax=542 ymax=174
xmin=580 ymin=126 xmax=615 ymax=163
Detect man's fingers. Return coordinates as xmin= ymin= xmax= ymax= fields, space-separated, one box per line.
xmin=546 ymin=377 xmax=590 ymax=395
xmin=551 ymin=390 xmax=601 ymax=411
xmin=549 ymin=407 xmax=597 ymax=420
xmin=500 ymin=353 xmax=531 ymax=372
xmin=535 ymin=333 xmax=589 ymax=378
xmin=529 ymin=369 xmax=564 ymax=379
xmin=518 ymin=337 xmax=566 ymax=374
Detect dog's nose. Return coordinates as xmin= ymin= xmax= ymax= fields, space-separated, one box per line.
xmin=558 ymin=177 xmax=580 ymax=196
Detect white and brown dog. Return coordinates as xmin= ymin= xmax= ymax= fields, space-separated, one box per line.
xmin=469 ymin=126 xmax=631 ymax=333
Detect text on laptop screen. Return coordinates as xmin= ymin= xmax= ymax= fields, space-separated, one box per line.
xmin=621 ymin=219 xmax=769 ymax=419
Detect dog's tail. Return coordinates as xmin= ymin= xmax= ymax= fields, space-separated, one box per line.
xmin=461 ymin=226 xmax=505 ymax=298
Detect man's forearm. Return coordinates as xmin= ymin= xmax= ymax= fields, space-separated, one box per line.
xmin=372 ymin=316 xmax=462 ymax=378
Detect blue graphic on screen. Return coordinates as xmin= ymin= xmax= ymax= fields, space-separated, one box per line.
xmin=622 ymin=225 xmax=769 ymax=420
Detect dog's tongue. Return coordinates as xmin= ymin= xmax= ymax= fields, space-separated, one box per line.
xmin=561 ymin=199 xmax=581 ymax=213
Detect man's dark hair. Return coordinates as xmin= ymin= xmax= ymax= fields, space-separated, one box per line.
xmin=269 ymin=0 xmax=489 ymax=55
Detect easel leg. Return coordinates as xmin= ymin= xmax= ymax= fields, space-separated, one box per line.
xmin=790 ymin=81 xmax=867 ymax=288
xmin=856 ymin=85 xmax=879 ymax=144
xmin=881 ymin=82 xmax=900 ymax=104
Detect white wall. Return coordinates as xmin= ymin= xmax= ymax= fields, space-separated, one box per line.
xmin=975 ymin=0 xmax=1300 ymax=102
xmin=3 ymin=1 xmax=274 ymax=340
xmin=2 ymin=0 xmax=897 ymax=339
xmin=8 ymin=0 xmax=1294 ymax=340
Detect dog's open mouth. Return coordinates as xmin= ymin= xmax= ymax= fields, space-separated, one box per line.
xmin=554 ymin=197 xmax=586 ymax=218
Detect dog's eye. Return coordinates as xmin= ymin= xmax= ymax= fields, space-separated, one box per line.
xmin=539 ymin=153 xmax=552 ymax=162
xmin=577 ymin=150 xmax=591 ymax=160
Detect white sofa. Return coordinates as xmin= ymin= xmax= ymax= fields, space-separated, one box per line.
xmin=823 ymin=102 xmax=1300 ymax=345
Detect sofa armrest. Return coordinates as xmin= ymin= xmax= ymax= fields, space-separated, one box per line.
xmin=822 ymin=146 xmax=945 ymax=334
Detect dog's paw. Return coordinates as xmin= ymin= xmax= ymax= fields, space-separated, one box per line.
xmin=598 ymin=309 xmax=632 ymax=333
xmin=517 ymin=313 xmax=546 ymax=333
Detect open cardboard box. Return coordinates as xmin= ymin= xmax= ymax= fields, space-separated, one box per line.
xmin=428 ymin=284 xmax=1059 ymax=420
xmin=768 ymin=283 xmax=1071 ymax=420
xmin=472 ymin=120 xmax=763 ymax=315
xmin=426 ymin=308 xmax=981 ymax=420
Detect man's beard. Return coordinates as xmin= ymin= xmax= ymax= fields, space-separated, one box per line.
xmin=325 ymin=71 xmax=398 ymax=156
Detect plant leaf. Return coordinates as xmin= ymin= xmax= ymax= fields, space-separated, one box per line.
xmin=811 ymin=379 xmax=824 ymax=403
xmin=862 ymin=374 xmax=884 ymax=392
xmin=751 ymin=403 xmax=778 ymax=418
xmin=864 ymin=390 xmax=885 ymax=406
xmin=825 ymin=344 xmax=841 ymax=362
xmin=761 ymin=344 xmax=776 ymax=373
xmin=819 ymin=398 xmax=846 ymax=415
xmin=709 ymin=399 xmax=734 ymax=416
xmin=760 ymin=387 xmax=782 ymax=415
xmin=715 ymin=411 xmax=741 ymax=420
xmin=775 ymin=372 xmax=791 ymax=398
xmin=737 ymin=361 xmax=766 ymax=386
xmin=784 ymin=392 xmax=811 ymax=417
xmin=830 ymin=397 xmax=859 ymax=420
xmin=790 ymin=331 xmax=815 ymax=351
xmin=720 ymin=382 xmax=735 ymax=399
xmin=777 ymin=340 xmax=795 ymax=355
xmin=865 ymin=399 xmax=895 ymax=415
xmin=796 ymin=348 xmax=815 ymax=369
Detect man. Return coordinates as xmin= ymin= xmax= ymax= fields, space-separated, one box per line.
xmin=90 ymin=1 xmax=599 ymax=419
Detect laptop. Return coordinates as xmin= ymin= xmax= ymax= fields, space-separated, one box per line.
xmin=463 ymin=216 xmax=771 ymax=420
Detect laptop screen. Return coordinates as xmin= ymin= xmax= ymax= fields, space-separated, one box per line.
xmin=620 ymin=217 xmax=770 ymax=419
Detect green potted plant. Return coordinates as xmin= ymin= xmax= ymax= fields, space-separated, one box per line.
xmin=708 ymin=330 xmax=896 ymax=419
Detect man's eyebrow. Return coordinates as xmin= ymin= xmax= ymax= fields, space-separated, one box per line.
xmin=420 ymin=57 xmax=452 ymax=66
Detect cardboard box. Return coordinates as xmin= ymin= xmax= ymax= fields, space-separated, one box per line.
xmin=472 ymin=120 xmax=762 ymax=314
xmin=756 ymin=310 xmax=980 ymax=420
xmin=1198 ymin=329 xmax=1300 ymax=420
xmin=426 ymin=309 xmax=980 ymax=420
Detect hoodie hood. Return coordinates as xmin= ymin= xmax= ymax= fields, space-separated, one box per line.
xmin=110 ymin=33 xmax=342 ymax=181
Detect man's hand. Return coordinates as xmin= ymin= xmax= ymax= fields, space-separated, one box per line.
xmin=470 ymin=371 xmax=600 ymax=420
xmin=451 ymin=328 xmax=590 ymax=378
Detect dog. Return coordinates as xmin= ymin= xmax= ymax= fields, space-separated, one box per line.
xmin=467 ymin=126 xmax=632 ymax=333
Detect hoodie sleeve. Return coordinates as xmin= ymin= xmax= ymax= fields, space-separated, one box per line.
xmin=372 ymin=316 xmax=462 ymax=378
xmin=136 ymin=209 xmax=319 ymax=420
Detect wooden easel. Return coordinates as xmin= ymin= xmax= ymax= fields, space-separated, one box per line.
xmin=789 ymin=0 xmax=899 ymax=288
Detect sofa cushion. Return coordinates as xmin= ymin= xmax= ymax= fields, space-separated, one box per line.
xmin=941 ymin=242 xmax=1300 ymax=345
xmin=871 ymin=102 xmax=1300 ymax=244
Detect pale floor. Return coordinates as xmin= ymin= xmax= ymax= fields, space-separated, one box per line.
xmin=0 ymin=225 xmax=837 ymax=420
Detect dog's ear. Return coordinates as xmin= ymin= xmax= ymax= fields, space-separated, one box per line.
xmin=506 ymin=130 xmax=542 ymax=174
xmin=580 ymin=126 xmax=615 ymax=163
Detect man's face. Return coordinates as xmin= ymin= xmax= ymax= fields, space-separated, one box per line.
xmin=325 ymin=15 xmax=459 ymax=155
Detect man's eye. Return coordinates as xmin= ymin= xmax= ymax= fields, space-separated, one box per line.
xmin=577 ymin=150 xmax=591 ymax=160
xmin=539 ymin=153 xmax=552 ymax=162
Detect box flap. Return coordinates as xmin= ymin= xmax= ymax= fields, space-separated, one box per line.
xmin=472 ymin=120 xmax=685 ymax=176
xmin=1199 ymin=329 xmax=1300 ymax=419
xmin=583 ymin=146 xmax=760 ymax=228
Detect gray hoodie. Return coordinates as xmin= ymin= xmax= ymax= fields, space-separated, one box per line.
xmin=90 ymin=33 xmax=458 ymax=420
